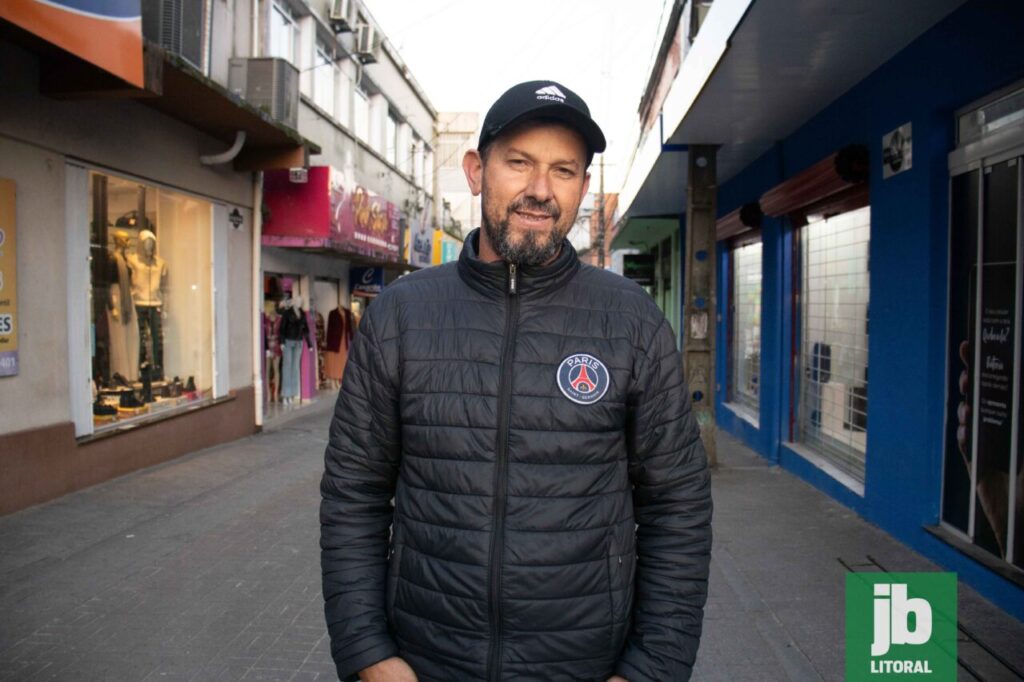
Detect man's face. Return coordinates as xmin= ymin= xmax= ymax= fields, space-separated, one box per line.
xmin=464 ymin=121 xmax=590 ymax=266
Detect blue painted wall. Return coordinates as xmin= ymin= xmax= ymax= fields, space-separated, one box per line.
xmin=713 ymin=0 xmax=1024 ymax=619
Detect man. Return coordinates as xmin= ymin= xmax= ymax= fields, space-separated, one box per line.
xmin=321 ymin=80 xmax=712 ymax=682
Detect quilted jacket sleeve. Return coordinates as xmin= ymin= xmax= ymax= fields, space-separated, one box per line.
xmin=320 ymin=307 xmax=402 ymax=681
xmin=615 ymin=317 xmax=713 ymax=682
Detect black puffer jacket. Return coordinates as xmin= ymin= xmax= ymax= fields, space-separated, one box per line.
xmin=321 ymin=231 xmax=712 ymax=682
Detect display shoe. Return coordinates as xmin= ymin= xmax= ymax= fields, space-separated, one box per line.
xmin=112 ymin=372 xmax=131 ymax=387
xmin=93 ymin=398 xmax=117 ymax=416
xmin=169 ymin=377 xmax=182 ymax=398
xmin=140 ymin=365 xmax=154 ymax=403
xmin=184 ymin=376 xmax=197 ymax=393
xmin=120 ymin=391 xmax=145 ymax=409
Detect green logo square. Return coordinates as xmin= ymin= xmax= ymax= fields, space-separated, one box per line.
xmin=846 ymin=572 xmax=957 ymax=681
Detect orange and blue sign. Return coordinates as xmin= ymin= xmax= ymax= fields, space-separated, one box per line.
xmin=0 ymin=0 xmax=144 ymax=88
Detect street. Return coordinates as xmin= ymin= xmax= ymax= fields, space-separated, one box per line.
xmin=1 ymin=403 xmax=1022 ymax=681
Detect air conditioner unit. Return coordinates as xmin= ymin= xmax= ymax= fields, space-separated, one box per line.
xmin=329 ymin=0 xmax=354 ymax=33
xmin=228 ymin=58 xmax=299 ymax=129
xmin=354 ymin=24 xmax=378 ymax=64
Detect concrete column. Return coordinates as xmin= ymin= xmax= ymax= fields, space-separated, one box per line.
xmin=684 ymin=145 xmax=717 ymax=467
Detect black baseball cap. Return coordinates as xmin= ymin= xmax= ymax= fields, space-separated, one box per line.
xmin=478 ymin=80 xmax=607 ymax=161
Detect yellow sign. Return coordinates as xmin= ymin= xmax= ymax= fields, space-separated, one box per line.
xmin=0 ymin=179 xmax=16 ymax=377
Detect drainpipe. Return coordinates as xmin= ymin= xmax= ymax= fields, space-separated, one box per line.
xmin=252 ymin=171 xmax=264 ymax=427
xmin=252 ymin=0 xmax=260 ymax=57
xmin=200 ymin=131 xmax=246 ymax=166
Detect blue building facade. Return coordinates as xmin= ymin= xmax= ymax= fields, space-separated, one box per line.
xmin=714 ymin=0 xmax=1024 ymax=618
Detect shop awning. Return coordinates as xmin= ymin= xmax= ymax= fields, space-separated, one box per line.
xmin=610 ymin=217 xmax=679 ymax=252
xmin=619 ymin=0 xmax=967 ymax=217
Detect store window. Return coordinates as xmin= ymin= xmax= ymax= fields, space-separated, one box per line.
xmin=269 ymin=2 xmax=298 ymax=64
xmin=385 ymin=113 xmax=398 ymax=167
xmin=313 ymin=42 xmax=337 ymax=116
xmin=88 ymin=172 xmax=213 ymax=431
xmin=797 ymin=206 xmax=870 ymax=481
xmin=336 ymin=64 xmax=352 ymax=129
xmin=354 ymin=87 xmax=369 ymax=144
xmin=943 ymin=84 xmax=1024 ymax=569
xmin=729 ymin=238 xmax=762 ymax=418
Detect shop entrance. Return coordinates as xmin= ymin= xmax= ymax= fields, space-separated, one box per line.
xmin=944 ymin=82 xmax=1024 ymax=572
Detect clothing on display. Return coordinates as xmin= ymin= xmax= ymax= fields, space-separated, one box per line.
xmin=88 ymin=172 xmax=214 ymax=431
xmin=130 ymin=231 xmax=168 ymax=379
xmin=135 ymin=305 xmax=163 ymax=378
xmin=107 ymin=247 xmax=140 ymax=382
xmin=323 ymin=307 xmax=354 ymax=382
xmin=278 ymin=304 xmax=312 ymax=401
xmin=279 ymin=306 xmax=311 ymax=343
xmin=263 ymin=311 xmax=282 ymax=402
xmin=316 ymin=312 xmax=327 ymax=389
xmin=127 ymin=236 xmax=168 ymax=306
xmin=302 ymin=309 xmax=317 ymax=400
xmin=281 ymin=339 xmax=302 ymax=400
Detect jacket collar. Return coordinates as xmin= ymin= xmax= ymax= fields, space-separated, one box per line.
xmin=457 ymin=228 xmax=580 ymax=299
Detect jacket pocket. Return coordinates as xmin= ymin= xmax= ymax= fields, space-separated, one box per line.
xmin=607 ymin=545 xmax=636 ymax=657
xmin=386 ymin=522 xmax=404 ymax=630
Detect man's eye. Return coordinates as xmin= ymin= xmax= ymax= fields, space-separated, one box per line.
xmin=508 ymin=159 xmax=527 ymax=168
xmin=555 ymin=168 xmax=576 ymax=178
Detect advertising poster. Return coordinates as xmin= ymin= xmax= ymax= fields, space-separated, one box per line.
xmin=943 ymin=161 xmax=1023 ymax=567
xmin=0 ymin=179 xmax=17 ymax=377
xmin=408 ymin=200 xmax=434 ymax=268
xmin=330 ymin=171 xmax=401 ymax=261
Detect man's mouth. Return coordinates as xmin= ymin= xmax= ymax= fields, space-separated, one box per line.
xmin=513 ymin=209 xmax=555 ymax=225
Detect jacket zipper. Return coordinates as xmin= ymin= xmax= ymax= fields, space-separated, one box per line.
xmin=488 ymin=263 xmax=519 ymax=682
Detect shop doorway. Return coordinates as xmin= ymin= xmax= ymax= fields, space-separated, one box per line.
xmin=943 ymin=82 xmax=1024 ymax=571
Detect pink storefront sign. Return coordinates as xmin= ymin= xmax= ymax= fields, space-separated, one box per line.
xmin=262 ymin=166 xmax=402 ymax=263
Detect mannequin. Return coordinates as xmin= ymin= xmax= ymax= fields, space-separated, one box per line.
xmin=323 ymin=303 xmax=354 ymax=388
xmin=128 ymin=229 xmax=168 ymax=381
xmin=107 ymin=230 xmax=140 ymax=383
xmin=263 ymin=303 xmax=282 ymax=402
xmin=279 ymin=294 xmax=312 ymax=404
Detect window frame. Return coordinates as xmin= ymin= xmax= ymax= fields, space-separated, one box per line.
xmin=269 ymin=1 xmax=299 ymax=64
xmin=790 ymin=193 xmax=871 ymax=483
xmin=727 ymin=231 xmax=763 ymax=421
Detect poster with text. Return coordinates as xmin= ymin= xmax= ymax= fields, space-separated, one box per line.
xmin=0 ymin=179 xmax=17 ymax=377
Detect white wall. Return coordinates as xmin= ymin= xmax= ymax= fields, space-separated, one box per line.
xmin=0 ymin=137 xmax=71 ymax=433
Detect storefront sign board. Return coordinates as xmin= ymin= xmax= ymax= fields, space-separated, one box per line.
xmin=350 ymin=267 xmax=384 ymax=297
xmin=0 ymin=0 xmax=144 ymax=88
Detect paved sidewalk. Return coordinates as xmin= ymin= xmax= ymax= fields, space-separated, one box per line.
xmin=0 ymin=404 xmax=1021 ymax=681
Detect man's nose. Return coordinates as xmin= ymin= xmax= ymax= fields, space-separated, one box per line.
xmin=525 ymin=169 xmax=554 ymax=202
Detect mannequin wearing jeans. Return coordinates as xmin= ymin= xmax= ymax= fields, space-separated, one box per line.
xmin=279 ymin=295 xmax=312 ymax=403
xmin=128 ymin=230 xmax=168 ymax=379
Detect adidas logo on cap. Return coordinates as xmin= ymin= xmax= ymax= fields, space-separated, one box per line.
xmin=535 ymin=84 xmax=566 ymax=102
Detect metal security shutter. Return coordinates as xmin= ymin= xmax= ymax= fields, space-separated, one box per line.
xmin=798 ymin=206 xmax=870 ymax=481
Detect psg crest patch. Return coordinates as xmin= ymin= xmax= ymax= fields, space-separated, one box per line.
xmin=557 ymin=353 xmax=610 ymax=405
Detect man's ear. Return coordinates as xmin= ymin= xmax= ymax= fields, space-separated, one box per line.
xmin=581 ymin=172 xmax=591 ymax=201
xmin=463 ymin=149 xmax=483 ymax=197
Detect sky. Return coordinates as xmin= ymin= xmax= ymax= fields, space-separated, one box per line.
xmin=364 ymin=0 xmax=670 ymax=190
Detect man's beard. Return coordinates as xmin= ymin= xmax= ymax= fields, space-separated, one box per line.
xmin=482 ymin=191 xmax=565 ymax=267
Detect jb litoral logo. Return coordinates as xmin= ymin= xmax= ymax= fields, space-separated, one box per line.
xmin=845 ymin=573 xmax=957 ymax=680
